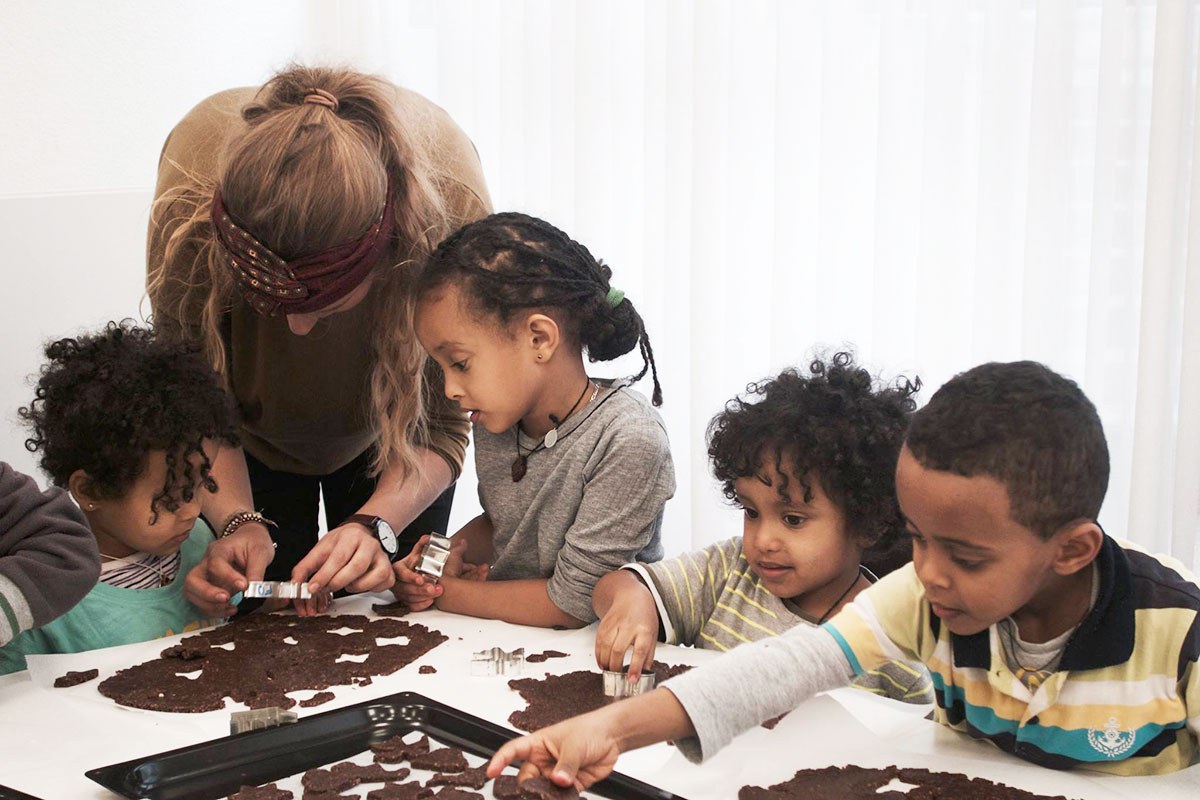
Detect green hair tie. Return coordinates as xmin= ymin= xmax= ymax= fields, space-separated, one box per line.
xmin=606 ymin=287 xmax=625 ymax=308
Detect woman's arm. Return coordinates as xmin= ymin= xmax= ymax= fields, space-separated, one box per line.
xmin=289 ymin=448 xmax=454 ymax=613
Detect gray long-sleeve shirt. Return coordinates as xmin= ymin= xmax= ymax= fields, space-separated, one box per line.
xmin=475 ymin=380 xmax=674 ymax=622
xmin=0 ymin=462 xmax=99 ymax=645
xmin=663 ymin=624 xmax=854 ymax=761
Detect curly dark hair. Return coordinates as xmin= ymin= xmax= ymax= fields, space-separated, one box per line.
xmin=416 ymin=212 xmax=663 ymax=405
xmin=905 ymin=361 xmax=1108 ymax=540
xmin=708 ymin=353 xmax=920 ymax=574
xmin=19 ymin=321 xmax=239 ymax=520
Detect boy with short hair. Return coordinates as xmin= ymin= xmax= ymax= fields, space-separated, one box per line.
xmin=489 ymin=361 xmax=1200 ymax=788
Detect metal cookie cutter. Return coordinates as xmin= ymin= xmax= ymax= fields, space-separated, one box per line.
xmin=470 ymin=646 xmax=525 ymax=676
xmin=603 ymin=670 xmax=655 ymax=698
xmin=229 ymin=707 xmax=298 ymax=735
xmin=415 ymin=534 xmax=453 ymax=582
xmin=245 ymin=580 xmax=312 ymax=600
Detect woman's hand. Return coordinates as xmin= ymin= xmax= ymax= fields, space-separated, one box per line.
xmin=184 ymin=523 xmax=275 ymax=617
xmin=289 ymin=521 xmax=395 ymax=616
xmin=391 ymin=534 xmax=442 ymax=611
xmin=594 ymin=591 xmax=659 ymax=681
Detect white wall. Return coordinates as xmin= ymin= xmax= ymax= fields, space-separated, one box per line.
xmin=0 ymin=1 xmax=496 ymax=535
xmin=2 ymin=2 xmax=1197 ymax=566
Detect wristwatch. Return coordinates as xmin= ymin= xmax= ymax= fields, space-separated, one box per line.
xmin=344 ymin=514 xmax=400 ymax=562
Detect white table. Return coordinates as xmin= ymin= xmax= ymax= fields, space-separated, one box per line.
xmin=2 ymin=594 xmax=1198 ymax=799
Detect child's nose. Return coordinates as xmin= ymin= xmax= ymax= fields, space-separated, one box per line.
xmin=914 ymin=550 xmax=951 ymax=590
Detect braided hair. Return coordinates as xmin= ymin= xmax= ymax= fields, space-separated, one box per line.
xmin=417 ymin=213 xmax=663 ymax=405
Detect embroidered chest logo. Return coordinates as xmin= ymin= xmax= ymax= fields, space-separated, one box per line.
xmin=1086 ymin=716 xmax=1137 ymax=758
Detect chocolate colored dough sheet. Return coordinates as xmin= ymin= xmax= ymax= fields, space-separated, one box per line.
xmin=507 ymin=662 xmax=693 ymax=731
xmin=54 ymin=668 xmax=99 ymax=687
xmin=737 ymin=765 xmax=1078 ymax=800
xmin=97 ymin=613 xmax=447 ymax=712
xmin=491 ymin=775 xmax=522 ymax=799
xmin=514 ymin=776 xmax=581 ymax=799
xmin=427 ymin=765 xmax=488 ymax=789
xmin=228 ymin=784 xmax=294 ymax=800
xmin=366 ymin=783 xmax=434 ymax=800
xmin=409 ymin=746 xmax=470 ymax=773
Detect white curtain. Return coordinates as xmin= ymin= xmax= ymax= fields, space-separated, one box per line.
xmin=308 ymin=0 xmax=1200 ymax=566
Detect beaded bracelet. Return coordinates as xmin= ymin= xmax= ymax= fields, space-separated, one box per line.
xmin=220 ymin=510 xmax=278 ymax=539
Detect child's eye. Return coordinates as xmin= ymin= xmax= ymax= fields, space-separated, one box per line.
xmin=783 ymin=514 xmax=806 ymax=527
xmin=742 ymin=507 xmax=760 ymax=520
xmin=951 ymin=556 xmax=986 ymax=571
xmin=451 ymin=360 xmax=468 ymax=372
xmin=906 ymin=530 xmax=925 ymax=547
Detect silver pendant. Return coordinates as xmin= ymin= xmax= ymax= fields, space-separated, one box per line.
xmin=544 ymin=427 xmax=559 ymax=448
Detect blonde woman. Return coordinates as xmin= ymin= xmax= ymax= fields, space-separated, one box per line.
xmin=147 ymin=66 xmax=490 ymax=617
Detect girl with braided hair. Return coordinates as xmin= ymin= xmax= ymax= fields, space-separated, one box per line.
xmin=146 ymin=66 xmax=491 ymax=617
xmin=392 ymin=213 xmax=675 ymax=628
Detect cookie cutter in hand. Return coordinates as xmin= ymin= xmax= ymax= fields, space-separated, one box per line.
xmin=414 ymin=533 xmax=453 ymax=582
xmin=229 ymin=707 xmax=298 ymax=735
xmin=470 ymin=646 xmax=525 ymax=676
xmin=603 ymin=669 xmax=656 ymax=698
xmin=244 ymin=580 xmax=312 ymax=600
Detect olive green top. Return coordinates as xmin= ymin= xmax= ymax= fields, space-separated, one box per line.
xmin=147 ymin=86 xmax=491 ymax=476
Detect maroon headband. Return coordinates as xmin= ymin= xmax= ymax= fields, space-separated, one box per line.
xmin=210 ymin=182 xmax=395 ymax=317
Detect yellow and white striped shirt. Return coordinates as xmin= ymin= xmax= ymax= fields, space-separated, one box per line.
xmin=824 ymin=536 xmax=1200 ymax=775
xmin=626 ymin=536 xmax=932 ymax=704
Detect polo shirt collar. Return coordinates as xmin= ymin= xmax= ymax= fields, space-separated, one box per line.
xmin=939 ymin=534 xmax=1133 ymax=671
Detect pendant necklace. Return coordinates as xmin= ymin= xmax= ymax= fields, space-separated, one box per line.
xmin=816 ymin=565 xmax=872 ymax=624
xmin=512 ymin=377 xmax=599 ymax=482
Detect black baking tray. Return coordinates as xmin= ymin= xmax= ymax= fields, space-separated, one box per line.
xmin=86 ymin=691 xmax=687 ymax=800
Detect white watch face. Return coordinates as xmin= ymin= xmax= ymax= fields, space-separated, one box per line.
xmin=376 ymin=519 xmax=398 ymax=555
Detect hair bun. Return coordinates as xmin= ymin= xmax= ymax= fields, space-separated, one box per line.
xmin=582 ymin=293 xmax=641 ymax=362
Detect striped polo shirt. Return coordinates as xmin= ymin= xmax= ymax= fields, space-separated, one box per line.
xmin=627 ymin=536 xmax=933 ymax=704
xmin=823 ymin=535 xmax=1200 ymax=775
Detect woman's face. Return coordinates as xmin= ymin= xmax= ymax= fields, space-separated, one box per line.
xmin=285 ymin=277 xmax=375 ymax=335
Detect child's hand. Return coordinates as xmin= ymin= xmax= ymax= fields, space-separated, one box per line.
xmin=594 ymin=593 xmax=659 ymax=681
xmin=486 ymin=716 xmax=621 ymax=793
xmin=391 ymin=535 xmax=441 ymax=611
xmin=459 ymin=561 xmax=490 ymax=582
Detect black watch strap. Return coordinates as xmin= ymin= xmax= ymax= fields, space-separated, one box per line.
xmin=344 ymin=514 xmax=400 ymax=561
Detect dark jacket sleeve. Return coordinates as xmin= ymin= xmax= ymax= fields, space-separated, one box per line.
xmin=0 ymin=463 xmax=99 ymax=645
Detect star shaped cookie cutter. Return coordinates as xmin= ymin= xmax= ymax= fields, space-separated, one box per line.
xmin=602 ymin=670 xmax=656 ymax=698
xmin=470 ymin=646 xmax=525 ymax=676
xmin=229 ymin=707 xmax=299 ymax=735
xmin=415 ymin=534 xmax=453 ymax=582
xmin=244 ymin=580 xmax=312 ymax=600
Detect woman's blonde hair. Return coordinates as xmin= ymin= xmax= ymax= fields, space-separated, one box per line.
xmin=148 ymin=65 xmax=453 ymax=481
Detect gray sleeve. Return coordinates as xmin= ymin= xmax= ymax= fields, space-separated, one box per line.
xmin=546 ymin=415 xmax=675 ymax=622
xmin=663 ymin=625 xmax=854 ymax=762
xmin=0 ymin=462 xmax=99 ymax=644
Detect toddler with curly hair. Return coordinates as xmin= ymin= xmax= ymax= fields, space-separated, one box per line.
xmin=0 ymin=322 xmax=238 ymax=674
xmin=591 ymin=353 xmax=931 ymax=703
